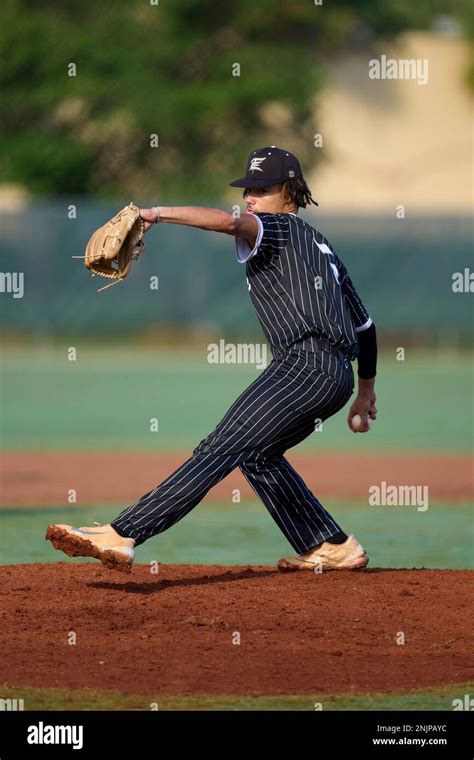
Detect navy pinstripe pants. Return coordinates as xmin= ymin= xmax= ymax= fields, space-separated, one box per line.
xmin=111 ymin=348 xmax=354 ymax=553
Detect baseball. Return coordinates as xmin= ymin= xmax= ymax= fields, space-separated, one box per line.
xmin=351 ymin=414 xmax=373 ymax=432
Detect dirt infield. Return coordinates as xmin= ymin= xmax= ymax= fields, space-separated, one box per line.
xmin=1 ymin=564 xmax=472 ymax=696
xmin=1 ymin=451 xmax=472 ymax=507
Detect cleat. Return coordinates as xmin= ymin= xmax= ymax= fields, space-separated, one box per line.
xmin=277 ymin=534 xmax=368 ymax=572
xmin=45 ymin=522 xmax=135 ymax=573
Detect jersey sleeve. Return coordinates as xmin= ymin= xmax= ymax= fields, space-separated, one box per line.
xmin=235 ymin=212 xmax=290 ymax=264
xmin=337 ymin=259 xmax=373 ymax=332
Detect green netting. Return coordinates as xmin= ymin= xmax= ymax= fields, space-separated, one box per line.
xmin=0 ymin=202 xmax=472 ymax=337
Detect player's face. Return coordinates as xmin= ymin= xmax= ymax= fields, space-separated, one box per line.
xmin=244 ymin=184 xmax=293 ymax=214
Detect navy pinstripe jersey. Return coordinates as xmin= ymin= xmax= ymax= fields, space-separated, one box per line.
xmin=234 ymin=211 xmax=372 ymax=361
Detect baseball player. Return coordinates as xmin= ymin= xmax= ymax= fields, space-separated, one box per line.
xmin=46 ymin=146 xmax=377 ymax=573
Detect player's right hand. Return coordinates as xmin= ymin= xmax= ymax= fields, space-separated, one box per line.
xmin=347 ymin=392 xmax=377 ymax=433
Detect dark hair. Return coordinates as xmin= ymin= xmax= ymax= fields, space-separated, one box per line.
xmin=243 ymin=177 xmax=318 ymax=210
xmin=283 ymin=178 xmax=318 ymax=209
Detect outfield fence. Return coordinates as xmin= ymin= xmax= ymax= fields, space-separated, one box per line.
xmin=0 ymin=201 xmax=472 ymax=342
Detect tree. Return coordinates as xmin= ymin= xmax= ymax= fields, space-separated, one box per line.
xmin=0 ymin=0 xmax=470 ymax=198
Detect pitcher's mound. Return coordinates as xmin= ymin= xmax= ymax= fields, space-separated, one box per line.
xmin=1 ymin=564 xmax=472 ymax=696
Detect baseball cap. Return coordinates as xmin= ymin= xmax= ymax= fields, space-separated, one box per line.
xmin=230 ymin=146 xmax=303 ymax=188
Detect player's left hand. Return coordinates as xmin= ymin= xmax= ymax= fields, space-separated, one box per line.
xmin=347 ymin=392 xmax=377 ymax=433
xmin=139 ymin=208 xmax=160 ymax=232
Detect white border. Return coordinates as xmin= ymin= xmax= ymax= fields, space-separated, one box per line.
xmin=355 ymin=317 xmax=373 ymax=332
xmin=235 ymin=215 xmax=264 ymax=263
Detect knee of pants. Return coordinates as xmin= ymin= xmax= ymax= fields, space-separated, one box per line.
xmin=192 ymin=426 xmax=241 ymax=457
xmin=192 ymin=436 xmax=228 ymax=458
xmin=239 ymin=461 xmax=259 ymax=477
xmin=239 ymin=454 xmax=280 ymax=474
xmin=192 ymin=437 xmax=213 ymax=457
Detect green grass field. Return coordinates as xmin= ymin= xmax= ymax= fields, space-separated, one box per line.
xmin=2 ymin=500 xmax=472 ymax=568
xmin=1 ymin=346 xmax=473 ymax=452
xmin=1 ymin=682 xmax=472 ymax=711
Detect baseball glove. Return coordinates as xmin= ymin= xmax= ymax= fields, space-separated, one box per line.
xmin=79 ymin=202 xmax=145 ymax=292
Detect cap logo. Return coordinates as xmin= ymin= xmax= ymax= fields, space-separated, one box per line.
xmin=288 ymin=170 xmax=295 ymax=177
xmin=249 ymin=157 xmax=266 ymax=173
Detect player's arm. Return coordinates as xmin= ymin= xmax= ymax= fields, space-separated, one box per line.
xmin=348 ymin=323 xmax=377 ymax=431
xmin=139 ymin=206 xmax=258 ymax=248
xmin=338 ymin=265 xmax=377 ymax=433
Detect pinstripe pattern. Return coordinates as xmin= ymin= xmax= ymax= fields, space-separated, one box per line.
xmin=237 ymin=212 xmax=372 ymax=359
xmin=112 ymin=212 xmax=371 ymax=553
xmin=112 ymin=349 xmax=354 ymax=552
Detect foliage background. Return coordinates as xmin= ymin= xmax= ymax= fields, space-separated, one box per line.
xmin=1 ymin=0 xmax=472 ymax=199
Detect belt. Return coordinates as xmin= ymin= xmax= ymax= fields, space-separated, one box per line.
xmin=292 ymin=334 xmax=344 ymax=355
xmin=272 ymin=334 xmax=349 ymax=362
